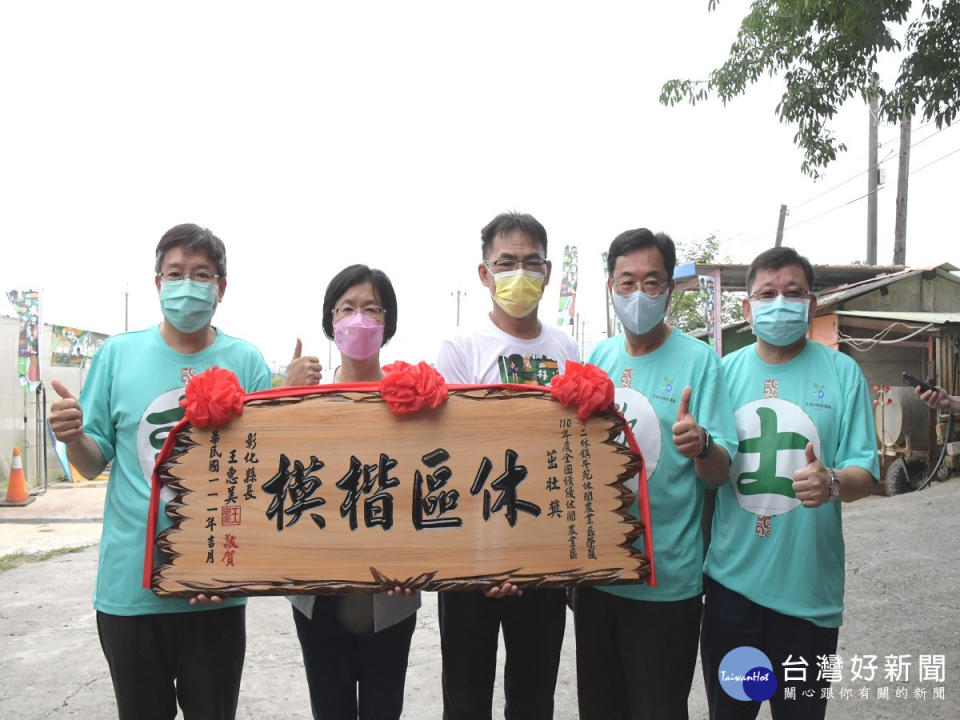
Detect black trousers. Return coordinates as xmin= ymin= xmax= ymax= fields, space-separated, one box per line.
xmin=96 ymin=605 xmax=245 ymax=720
xmin=293 ymin=596 xmax=416 ymax=720
xmin=573 ymin=586 xmax=702 ymax=720
xmin=700 ymin=576 xmax=839 ymax=720
xmin=438 ymin=588 xmax=566 ymax=720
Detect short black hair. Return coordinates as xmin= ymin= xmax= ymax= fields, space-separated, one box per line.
xmin=480 ymin=212 xmax=548 ymax=260
xmin=746 ymin=247 xmax=815 ymax=293
xmin=606 ymin=228 xmax=676 ymax=278
xmin=321 ymin=264 xmax=398 ymax=344
xmin=155 ymin=224 xmax=227 ymax=277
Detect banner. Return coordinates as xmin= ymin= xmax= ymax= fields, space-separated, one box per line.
xmin=147 ymin=384 xmax=653 ymax=598
xmin=558 ymin=245 xmax=578 ymax=327
xmin=601 ymin=252 xmax=622 ymax=337
xmin=6 ymin=290 xmax=41 ymax=389
xmin=698 ymin=275 xmax=719 ymax=349
xmin=50 ymin=325 xmax=109 ymax=368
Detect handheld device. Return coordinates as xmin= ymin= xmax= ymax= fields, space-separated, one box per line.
xmin=902 ymin=371 xmax=938 ymax=394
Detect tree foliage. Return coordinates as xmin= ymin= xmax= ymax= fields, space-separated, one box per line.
xmin=661 ymin=1 xmax=960 ymax=177
xmin=669 ymin=234 xmax=745 ymax=333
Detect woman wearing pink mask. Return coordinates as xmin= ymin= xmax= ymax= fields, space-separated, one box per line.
xmin=285 ymin=264 xmax=419 ymax=720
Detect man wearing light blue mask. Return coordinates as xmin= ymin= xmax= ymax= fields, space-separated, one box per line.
xmin=701 ymin=247 xmax=879 ymax=720
xmin=576 ymin=228 xmax=739 ymax=719
xmin=48 ymin=224 xmax=272 ymax=720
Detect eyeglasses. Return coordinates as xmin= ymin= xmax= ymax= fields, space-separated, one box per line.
xmin=334 ymin=304 xmax=386 ymax=320
xmin=158 ymin=271 xmax=221 ymax=284
xmin=750 ymin=289 xmax=811 ymax=302
xmin=613 ymin=278 xmax=669 ymax=296
xmin=485 ymin=256 xmax=547 ymax=273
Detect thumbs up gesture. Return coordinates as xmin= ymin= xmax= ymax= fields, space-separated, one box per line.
xmin=791 ymin=442 xmax=831 ymax=508
xmin=672 ymin=386 xmax=707 ymax=459
xmin=283 ymin=338 xmax=323 ymax=386
xmin=49 ymin=379 xmax=85 ymax=444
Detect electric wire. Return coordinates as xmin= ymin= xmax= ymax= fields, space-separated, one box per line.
xmin=837 ymin=322 xmax=935 ymax=351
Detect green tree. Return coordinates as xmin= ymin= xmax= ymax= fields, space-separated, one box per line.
xmin=661 ymin=1 xmax=960 ymax=177
xmin=670 ymin=234 xmax=745 ymax=332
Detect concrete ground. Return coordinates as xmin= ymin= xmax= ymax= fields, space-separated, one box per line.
xmin=1 ymin=478 xmax=958 ymax=719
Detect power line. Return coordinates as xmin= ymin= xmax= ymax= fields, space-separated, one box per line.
xmin=910 ymin=146 xmax=960 ymax=177
xmin=726 ymin=125 xmax=956 ymax=248
xmin=771 ymin=144 xmax=958 ymax=236
xmin=878 ymin=116 xmax=937 ymax=148
xmin=792 ymin=148 xmax=895 ymax=210
xmin=791 ymin=125 xmax=948 ymax=211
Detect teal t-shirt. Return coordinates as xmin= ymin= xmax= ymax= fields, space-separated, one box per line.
xmin=81 ymin=325 xmax=272 ymax=616
xmin=705 ymin=340 xmax=879 ymax=628
xmin=587 ymin=329 xmax=738 ymax=602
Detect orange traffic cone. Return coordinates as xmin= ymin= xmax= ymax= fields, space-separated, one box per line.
xmin=2 ymin=447 xmax=34 ymax=506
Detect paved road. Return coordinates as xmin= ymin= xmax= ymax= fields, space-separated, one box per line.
xmin=1 ymin=479 xmax=958 ymax=718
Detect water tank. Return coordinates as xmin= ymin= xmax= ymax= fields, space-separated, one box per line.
xmin=874 ymin=386 xmax=930 ymax=450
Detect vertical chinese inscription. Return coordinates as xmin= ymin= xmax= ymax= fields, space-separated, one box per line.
xmin=546 ymin=443 xmax=562 ymax=519
xmin=205 ymin=430 xmax=222 ymax=564
xmin=580 ymin=423 xmax=597 ymax=560
xmin=560 ymin=418 xmax=578 ymax=559
xmin=243 ymin=432 xmax=259 ymax=501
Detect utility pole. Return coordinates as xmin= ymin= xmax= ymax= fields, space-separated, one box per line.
xmin=123 ymin=285 xmax=129 ymax=331
xmin=893 ymin=114 xmax=911 ymax=266
xmin=450 ymin=290 xmax=466 ymax=327
xmin=604 ymin=288 xmax=613 ymax=337
xmin=867 ymin=94 xmax=879 ymax=265
xmin=775 ymin=204 xmax=787 ymax=247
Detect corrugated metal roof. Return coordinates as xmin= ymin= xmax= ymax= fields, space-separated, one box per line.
xmin=832 ymin=310 xmax=960 ymax=325
xmin=672 ymin=261 xmax=910 ymax=292
xmin=816 ymin=265 xmax=960 ymax=307
xmin=673 ymin=262 xmax=958 ymax=295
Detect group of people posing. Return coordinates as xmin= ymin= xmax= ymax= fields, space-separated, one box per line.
xmin=49 ymin=212 xmax=896 ymax=720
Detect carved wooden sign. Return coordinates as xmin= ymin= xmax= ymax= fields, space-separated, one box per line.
xmin=146 ymin=384 xmax=653 ymax=597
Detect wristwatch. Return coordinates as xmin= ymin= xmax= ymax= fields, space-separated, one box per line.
xmin=827 ymin=468 xmax=841 ymax=501
xmin=696 ymin=427 xmax=713 ymax=459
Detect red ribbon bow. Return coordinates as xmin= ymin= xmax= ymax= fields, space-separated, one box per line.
xmin=379 ymin=361 xmax=449 ymax=415
xmin=549 ymin=361 xmax=615 ymax=421
xmin=180 ymin=366 xmax=246 ymax=427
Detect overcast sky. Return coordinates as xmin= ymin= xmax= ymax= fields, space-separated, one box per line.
xmin=2 ymin=1 xmax=957 ymax=372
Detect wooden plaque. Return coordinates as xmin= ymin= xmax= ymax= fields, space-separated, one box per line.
xmin=148 ymin=385 xmax=652 ymax=597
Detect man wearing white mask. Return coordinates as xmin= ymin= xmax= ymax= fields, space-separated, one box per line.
xmin=48 ymin=224 xmax=271 ymax=720
xmin=701 ymin=247 xmax=878 ymax=720
xmin=577 ymin=228 xmax=738 ymax=719
xmin=436 ymin=211 xmax=578 ymax=720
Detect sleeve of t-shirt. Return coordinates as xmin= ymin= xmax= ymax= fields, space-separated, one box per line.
xmin=78 ymin=340 xmax=117 ymax=463
xmin=241 ymin=345 xmax=272 ymax=393
xmin=835 ymin=356 xmax=881 ymax=482
xmin=693 ymin=352 xmax=739 ymax=465
xmin=436 ymin=337 xmax=471 ymax=384
xmin=586 ymin=343 xmax=601 ymax=366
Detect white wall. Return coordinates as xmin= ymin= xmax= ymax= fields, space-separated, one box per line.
xmin=1 ymin=314 xmax=91 ymax=489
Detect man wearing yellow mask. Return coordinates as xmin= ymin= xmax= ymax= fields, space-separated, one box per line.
xmin=436 ymin=211 xmax=579 ymax=720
